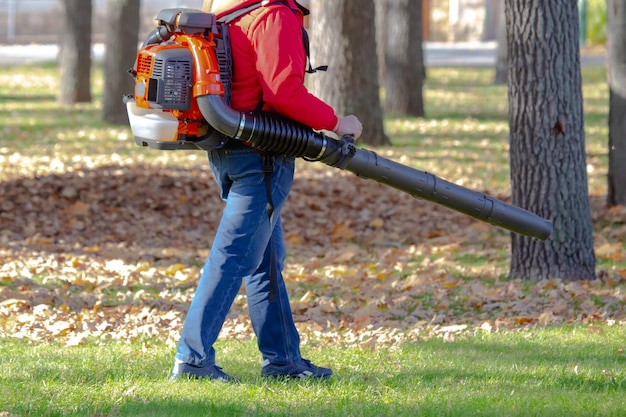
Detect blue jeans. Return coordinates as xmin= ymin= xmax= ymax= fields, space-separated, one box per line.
xmin=175 ymin=147 xmax=302 ymax=367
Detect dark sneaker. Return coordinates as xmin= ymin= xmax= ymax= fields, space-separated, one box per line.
xmin=261 ymin=358 xmax=333 ymax=379
xmin=169 ymin=362 xmax=239 ymax=383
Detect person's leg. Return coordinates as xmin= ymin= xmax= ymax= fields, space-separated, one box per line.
xmin=245 ymin=154 xmax=301 ymax=364
xmin=246 ymin=213 xmax=302 ymax=365
xmin=173 ymin=149 xmax=279 ymax=376
xmin=243 ymin=155 xmax=331 ymax=379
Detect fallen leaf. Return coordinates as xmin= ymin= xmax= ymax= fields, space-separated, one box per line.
xmin=442 ymin=332 xmax=456 ymax=342
xmin=369 ymin=218 xmax=384 ymax=228
xmin=65 ymin=200 xmax=91 ymax=216
xmin=514 ymin=317 xmax=533 ymax=325
xmin=588 ymin=325 xmax=604 ymax=334
xmin=596 ymin=243 xmax=623 ymax=260
xmin=165 ymin=263 xmax=186 ymax=276
xmin=331 ymin=222 xmax=356 ymax=241
xmin=602 ymin=369 xmax=616 ymax=384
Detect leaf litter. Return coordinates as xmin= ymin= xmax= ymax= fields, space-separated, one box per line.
xmin=1 ymin=154 xmax=625 ymax=348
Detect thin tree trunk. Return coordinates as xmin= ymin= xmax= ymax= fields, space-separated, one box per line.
xmin=507 ymin=0 xmax=595 ymax=281
xmin=102 ymin=0 xmax=141 ymax=124
xmin=58 ymin=0 xmax=92 ymax=104
xmin=375 ymin=0 xmax=388 ymax=85
xmin=494 ymin=1 xmax=507 ymax=85
xmin=382 ymin=0 xmax=425 ymax=117
xmin=607 ymin=0 xmax=626 ymax=207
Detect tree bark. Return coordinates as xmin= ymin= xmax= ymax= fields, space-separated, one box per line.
xmin=58 ymin=0 xmax=92 ymax=105
xmin=506 ymin=0 xmax=596 ymax=281
xmin=607 ymin=0 xmax=626 ymax=207
xmin=308 ymin=0 xmax=389 ymax=146
xmin=381 ymin=0 xmax=425 ymax=117
xmin=102 ymin=0 xmax=140 ymax=124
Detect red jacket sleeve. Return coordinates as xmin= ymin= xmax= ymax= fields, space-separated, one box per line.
xmin=249 ymin=7 xmax=338 ymax=132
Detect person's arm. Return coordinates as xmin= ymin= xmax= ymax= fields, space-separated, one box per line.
xmin=251 ymin=7 xmax=337 ymax=131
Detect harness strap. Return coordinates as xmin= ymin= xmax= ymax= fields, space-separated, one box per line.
xmin=219 ymin=2 xmax=263 ymax=23
xmin=262 ymin=153 xmax=279 ymax=303
xmin=301 ymin=28 xmax=328 ymax=74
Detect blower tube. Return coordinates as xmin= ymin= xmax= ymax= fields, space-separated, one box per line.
xmin=196 ymin=95 xmax=553 ymax=241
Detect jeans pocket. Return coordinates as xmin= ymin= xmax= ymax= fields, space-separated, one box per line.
xmin=226 ymin=151 xmax=266 ymax=183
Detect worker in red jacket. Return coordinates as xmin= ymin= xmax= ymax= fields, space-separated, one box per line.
xmin=170 ymin=0 xmax=362 ymax=382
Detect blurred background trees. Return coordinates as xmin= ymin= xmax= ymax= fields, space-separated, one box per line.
xmin=378 ymin=0 xmax=425 ymax=118
xmin=607 ymin=0 xmax=626 ymax=207
xmin=101 ymin=0 xmax=140 ymax=124
xmin=58 ymin=0 xmax=92 ymax=105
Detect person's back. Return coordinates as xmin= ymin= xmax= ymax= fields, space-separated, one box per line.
xmin=212 ymin=0 xmax=361 ymax=136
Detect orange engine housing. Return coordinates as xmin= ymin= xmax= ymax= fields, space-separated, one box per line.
xmin=132 ymin=33 xmax=224 ymax=139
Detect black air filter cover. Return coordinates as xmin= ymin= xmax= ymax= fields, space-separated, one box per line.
xmin=147 ymin=48 xmax=193 ymax=111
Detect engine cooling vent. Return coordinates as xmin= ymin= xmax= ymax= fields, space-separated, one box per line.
xmin=152 ymin=58 xmax=164 ymax=78
xmin=149 ymin=48 xmax=194 ymax=111
xmin=136 ymin=54 xmax=153 ymax=76
xmin=161 ymin=59 xmax=192 ymax=106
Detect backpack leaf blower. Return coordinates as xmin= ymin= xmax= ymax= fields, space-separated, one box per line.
xmin=125 ymin=8 xmax=553 ymax=241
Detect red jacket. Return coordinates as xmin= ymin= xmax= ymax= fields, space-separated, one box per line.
xmin=215 ymin=0 xmax=338 ymax=132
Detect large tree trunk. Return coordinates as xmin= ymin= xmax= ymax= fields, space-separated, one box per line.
xmin=58 ymin=0 xmax=92 ymax=105
xmin=506 ymin=0 xmax=595 ymax=281
xmin=607 ymin=0 xmax=626 ymax=207
xmin=308 ymin=0 xmax=389 ymax=146
xmin=102 ymin=0 xmax=140 ymax=124
xmin=381 ymin=0 xmax=425 ymax=117
xmin=493 ymin=1 xmax=507 ymax=85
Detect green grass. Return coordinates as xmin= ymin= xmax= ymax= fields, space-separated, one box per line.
xmin=2 ymin=326 xmax=626 ymax=417
xmin=2 ymin=63 xmax=625 ymax=416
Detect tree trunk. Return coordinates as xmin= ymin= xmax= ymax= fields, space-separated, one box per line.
xmin=506 ymin=0 xmax=595 ymax=281
xmin=607 ymin=0 xmax=626 ymax=207
xmin=493 ymin=1 xmax=507 ymax=85
xmin=58 ymin=0 xmax=92 ymax=105
xmin=102 ymin=0 xmax=140 ymax=124
xmin=375 ymin=0 xmax=388 ymax=85
xmin=381 ymin=0 xmax=425 ymax=117
xmin=308 ymin=0 xmax=389 ymax=146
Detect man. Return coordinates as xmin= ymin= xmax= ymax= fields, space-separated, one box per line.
xmin=170 ymin=0 xmax=363 ymax=382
